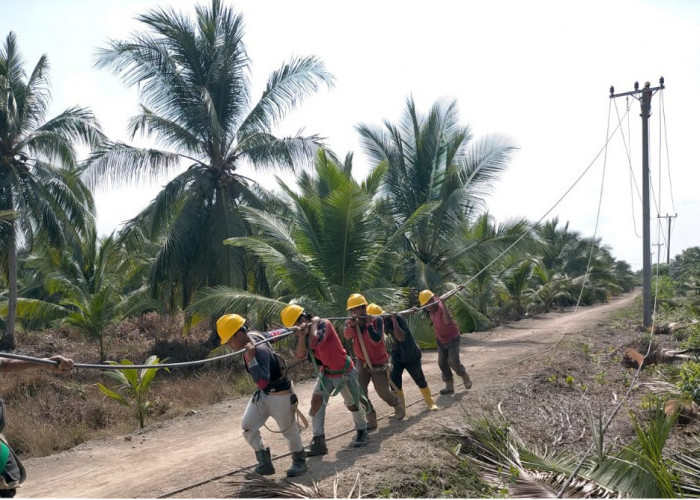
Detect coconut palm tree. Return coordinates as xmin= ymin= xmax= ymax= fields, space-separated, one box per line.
xmin=356 ymin=96 xmax=516 ymax=291
xmin=0 ymin=32 xmax=104 ymax=349
xmin=2 ymin=226 xmax=134 ymax=361
xmin=83 ymin=0 xmax=333 ymax=334
xmin=188 ymin=149 xmax=403 ymax=327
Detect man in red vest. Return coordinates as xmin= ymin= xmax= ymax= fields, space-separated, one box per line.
xmin=419 ymin=290 xmax=472 ymax=395
xmin=344 ymin=293 xmax=405 ymax=430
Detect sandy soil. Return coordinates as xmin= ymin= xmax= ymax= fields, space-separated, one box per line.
xmin=20 ymin=292 xmax=639 ymax=498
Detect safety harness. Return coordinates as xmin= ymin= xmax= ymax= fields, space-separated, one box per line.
xmin=354 ymin=323 xmax=399 ymax=393
xmin=306 ymin=334 xmax=371 ymax=414
xmin=246 ymin=334 xmax=308 ymax=433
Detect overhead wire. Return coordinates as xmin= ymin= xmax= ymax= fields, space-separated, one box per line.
xmin=481 ymin=98 xmax=614 ymax=377
xmin=615 ymin=97 xmax=642 ymax=238
xmin=660 ymin=90 xmax=677 ymax=213
xmin=556 ymin=89 xmax=668 ymax=498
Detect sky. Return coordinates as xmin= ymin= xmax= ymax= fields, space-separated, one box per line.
xmin=2 ymin=0 xmax=699 ymax=270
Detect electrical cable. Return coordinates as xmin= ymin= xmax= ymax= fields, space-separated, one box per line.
xmin=660 ymin=90 xmax=677 ymax=214
xmin=614 ymin=97 xmax=642 ymax=238
xmin=0 ymin=329 xmax=296 ymax=370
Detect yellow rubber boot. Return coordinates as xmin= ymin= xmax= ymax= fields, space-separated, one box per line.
xmin=420 ymin=387 xmax=438 ymax=411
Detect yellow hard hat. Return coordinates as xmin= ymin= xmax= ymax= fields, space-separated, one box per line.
xmin=217 ymin=314 xmax=246 ymax=345
xmin=366 ymin=303 xmax=384 ymax=315
xmin=281 ymin=304 xmax=304 ymax=328
xmin=418 ymin=289 xmax=435 ymax=306
xmin=346 ymin=293 xmax=368 ymax=310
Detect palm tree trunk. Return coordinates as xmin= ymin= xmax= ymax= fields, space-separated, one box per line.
xmin=1 ymin=222 xmax=17 ymax=350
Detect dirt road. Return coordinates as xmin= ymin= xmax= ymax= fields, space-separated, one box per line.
xmin=21 ymin=293 xmax=638 ymax=498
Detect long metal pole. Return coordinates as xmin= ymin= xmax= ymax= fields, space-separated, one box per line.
xmin=641 ymin=83 xmax=652 ymax=328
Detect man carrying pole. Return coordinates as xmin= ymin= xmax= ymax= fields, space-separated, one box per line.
xmin=217 ymin=314 xmax=307 ymax=477
xmin=366 ymin=303 xmax=438 ymax=411
xmin=343 ymin=293 xmax=405 ymax=430
xmin=281 ymin=304 xmax=369 ymax=455
xmin=418 ymin=290 xmax=472 ymax=394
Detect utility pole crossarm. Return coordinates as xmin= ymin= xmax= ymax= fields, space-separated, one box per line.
xmin=610 ymin=78 xmax=665 ymax=99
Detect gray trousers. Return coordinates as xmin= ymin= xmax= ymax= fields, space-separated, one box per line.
xmin=437 ymin=337 xmax=468 ymax=382
xmin=311 ymin=367 xmax=367 ymax=436
xmin=241 ymin=390 xmax=303 ymax=453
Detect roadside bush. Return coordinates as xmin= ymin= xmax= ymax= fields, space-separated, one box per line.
xmin=677 ymin=361 xmax=700 ymax=405
xmin=681 ymin=324 xmax=700 ymax=350
xmin=652 ymin=275 xmax=675 ymax=303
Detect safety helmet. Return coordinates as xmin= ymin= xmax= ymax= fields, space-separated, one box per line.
xmin=418 ymin=289 xmax=435 ymax=306
xmin=366 ymin=303 xmax=384 ymax=315
xmin=217 ymin=314 xmax=246 ymax=345
xmin=346 ymin=293 xmax=368 ymax=310
xmin=281 ymin=304 xmax=304 ymax=328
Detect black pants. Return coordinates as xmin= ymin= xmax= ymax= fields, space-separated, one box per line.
xmin=0 ymin=489 xmax=15 ymax=497
xmin=390 ymin=358 xmax=428 ymax=390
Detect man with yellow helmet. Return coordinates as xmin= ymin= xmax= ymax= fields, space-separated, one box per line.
xmin=418 ymin=290 xmax=472 ymax=394
xmin=343 ymin=293 xmax=405 ymax=429
xmin=366 ymin=303 xmax=438 ymax=411
xmin=217 ymin=314 xmax=307 ymax=478
xmin=281 ymin=304 xmax=369 ymax=455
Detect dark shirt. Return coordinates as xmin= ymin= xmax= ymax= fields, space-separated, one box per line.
xmin=246 ymin=330 xmax=292 ymax=393
xmin=383 ymin=315 xmax=422 ymax=364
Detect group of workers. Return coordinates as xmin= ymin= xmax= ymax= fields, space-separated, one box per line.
xmin=0 ymin=288 xmax=471 ymax=492
xmin=216 ymin=289 xmax=472 ymax=478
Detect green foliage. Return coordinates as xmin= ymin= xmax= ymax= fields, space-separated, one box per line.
xmin=0 ymin=32 xmax=103 ymax=348
xmin=84 ymin=0 xmax=333 ymax=323
xmin=406 ymin=314 xmax=437 ymax=349
xmin=652 ymin=275 xmax=676 ymax=303
xmin=97 ymin=355 xmax=168 ymax=429
xmin=680 ymin=324 xmax=700 ymax=350
xmin=677 ymin=361 xmax=700 ymax=405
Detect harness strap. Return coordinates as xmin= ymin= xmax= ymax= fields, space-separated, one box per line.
xmin=306 ymin=337 xmax=370 ymax=413
xmin=355 ymin=324 xmax=400 ymax=392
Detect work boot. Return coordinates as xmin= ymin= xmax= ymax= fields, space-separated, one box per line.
xmin=304 ymin=434 xmax=328 ymax=456
xmin=392 ymin=394 xmax=405 ymax=420
xmin=352 ymin=428 xmax=369 ymax=448
xmin=366 ymin=411 xmax=377 ymax=430
xmin=420 ymin=386 xmax=438 ymax=411
xmin=286 ymin=451 xmax=307 ymax=477
xmin=461 ymin=372 xmax=472 ymax=390
xmin=439 ymin=379 xmax=454 ymax=395
xmin=253 ymin=447 xmax=275 ymax=475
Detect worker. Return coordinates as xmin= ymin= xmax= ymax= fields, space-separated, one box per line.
xmin=217 ymin=314 xmax=307 ymax=478
xmin=281 ymin=304 xmax=369 ymax=455
xmin=366 ymin=303 xmax=438 ymax=411
xmin=418 ymin=290 xmax=472 ymax=394
xmin=343 ymin=293 xmax=404 ymax=430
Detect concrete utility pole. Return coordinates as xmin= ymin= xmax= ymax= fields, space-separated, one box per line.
xmin=658 ymin=213 xmax=678 ymax=264
xmin=610 ymin=77 xmax=665 ymax=328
